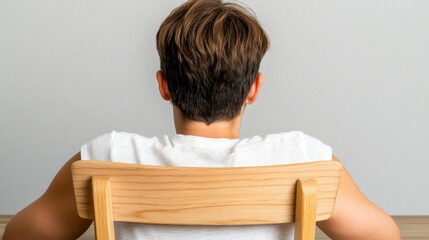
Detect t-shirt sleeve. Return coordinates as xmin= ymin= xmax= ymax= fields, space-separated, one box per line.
xmin=298 ymin=132 xmax=332 ymax=161
xmin=81 ymin=132 xmax=114 ymax=161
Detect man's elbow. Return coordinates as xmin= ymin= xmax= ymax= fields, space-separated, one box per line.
xmin=2 ymin=218 xmax=25 ymax=240
xmin=383 ymin=217 xmax=401 ymax=240
xmin=370 ymin=216 xmax=401 ymax=240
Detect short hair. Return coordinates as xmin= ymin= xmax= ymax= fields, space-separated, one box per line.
xmin=156 ymin=0 xmax=269 ymax=124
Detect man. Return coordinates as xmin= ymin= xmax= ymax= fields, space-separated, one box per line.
xmin=3 ymin=0 xmax=400 ymax=239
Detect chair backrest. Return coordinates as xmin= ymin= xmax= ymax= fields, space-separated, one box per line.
xmin=71 ymin=160 xmax=342 ymax=240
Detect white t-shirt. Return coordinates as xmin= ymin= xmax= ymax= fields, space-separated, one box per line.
xmin=81 ymin=131 xmax=332 ymax=240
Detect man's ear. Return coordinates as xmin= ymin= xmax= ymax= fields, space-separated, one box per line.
xmin=245 ymin=72 xmax=263 ymax=105
xmin=156 ymin=70 xmax=171 ymax=101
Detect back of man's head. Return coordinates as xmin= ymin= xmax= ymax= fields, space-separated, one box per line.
xmin=157 ymin=0 xmax=269 ymax=124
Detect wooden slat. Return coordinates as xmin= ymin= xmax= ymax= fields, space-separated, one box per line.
xmin=294 ymin=179 xmax=317 ymax=240
xmin=72 ymin=160 xmax=342 ymax=225
xmin=92 ymin=176 xmax=114 ymax=240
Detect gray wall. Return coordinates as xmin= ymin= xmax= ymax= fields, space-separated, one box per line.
xmin=1 ymin=0 xmax=428 ymax=215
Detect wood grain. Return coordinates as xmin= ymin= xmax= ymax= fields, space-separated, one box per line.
xmin=394 ymin=216 xmax=429 ymax=240
xmin=295 ymin=179 xmax=317 ymax=240
xmin=72 ymin=160 xmax=342 ymax=226
xmin=92 ymin=176 xmax=115 ymax=240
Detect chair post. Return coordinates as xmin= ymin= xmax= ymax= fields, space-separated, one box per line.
xmin=92 ymin=176 xmax=115 ymax=240
xmin=294 ymin=179 xmax=317 ymax=240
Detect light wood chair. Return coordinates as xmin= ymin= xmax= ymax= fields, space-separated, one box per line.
xmin=71 ymin=160 xmax=342 ymax=240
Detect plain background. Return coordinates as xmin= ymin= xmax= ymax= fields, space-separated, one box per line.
xmin=1 ymin=0 xmax=428 ymax=215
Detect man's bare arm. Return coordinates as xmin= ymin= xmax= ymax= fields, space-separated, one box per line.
xmin=317 ymin=155 xmax=401 ymax=240
xmin=2 ymin=152 xmax=92 ymax=240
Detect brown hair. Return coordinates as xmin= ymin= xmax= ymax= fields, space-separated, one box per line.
xmin=156 ymin=0 xmax=269 ymax=124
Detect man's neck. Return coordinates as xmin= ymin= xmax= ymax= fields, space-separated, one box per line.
xmin=173 ymin=108 xmax=242 ymax=139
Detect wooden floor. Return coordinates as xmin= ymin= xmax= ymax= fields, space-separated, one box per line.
xmin=1 ymin=215 xmax=428 ymax=239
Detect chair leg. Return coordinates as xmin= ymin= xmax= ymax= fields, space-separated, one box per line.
xmin=92 ymin=176 xmax=115 ymax=240
xmin=294 ymin=179 xmax=317 ymax=240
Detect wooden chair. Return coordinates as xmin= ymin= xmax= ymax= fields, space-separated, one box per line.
xmin=71 ymin=160 xmax=342 ymax=240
